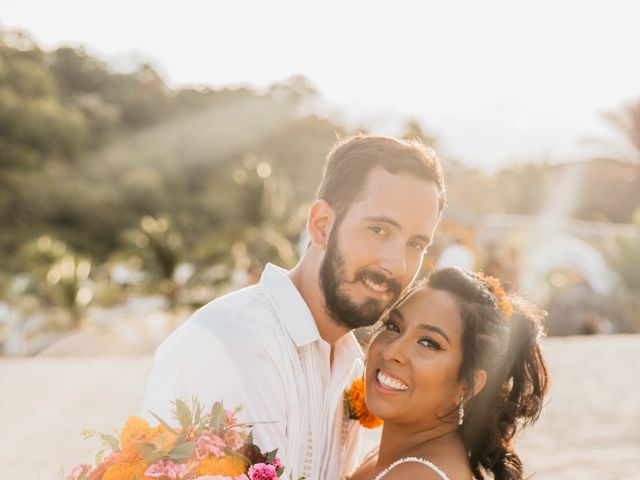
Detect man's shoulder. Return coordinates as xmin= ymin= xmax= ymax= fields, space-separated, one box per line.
xmin=192 ymin=282 xmax=282 ymax=327
xmin=157 ymin=283 xmax=283 ymax=352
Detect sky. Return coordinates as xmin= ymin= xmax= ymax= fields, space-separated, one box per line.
xmin=1 ymin=0 xmax=639 ymax=170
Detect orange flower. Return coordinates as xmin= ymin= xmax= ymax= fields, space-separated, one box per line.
xmin=102 ymin=459 xmax=150 ymax=480
xmin=345 ymin=377 xmax=383 ymax=429
xmin=120 ymin=416 xmax=170 ymax=451
xmin=479 ymin=274 xmax=513 ymax=318
xmin=193 ymin=455 xmax=247 ymax=477
xmin=118 ymin=445 xmax=142 ymax=463
xmin=120 ymin=416 xmax=153 ymax=449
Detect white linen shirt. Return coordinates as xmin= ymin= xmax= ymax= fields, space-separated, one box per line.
xmin=143 ymin=263 xmax=364 ymax=479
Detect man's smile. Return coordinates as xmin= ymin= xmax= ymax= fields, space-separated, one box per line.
xmin=362 ymin=276 xmax=390 ymax=293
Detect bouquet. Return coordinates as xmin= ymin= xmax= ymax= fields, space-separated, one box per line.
xmin=64 ymin=398 xmax=290 ymax=480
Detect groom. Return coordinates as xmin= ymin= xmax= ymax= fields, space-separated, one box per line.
xmin=143 ymin=135 xmax=446 ymax=479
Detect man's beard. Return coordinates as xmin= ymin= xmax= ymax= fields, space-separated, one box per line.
xmin=319 ymin=228 xmax=402 ymax=330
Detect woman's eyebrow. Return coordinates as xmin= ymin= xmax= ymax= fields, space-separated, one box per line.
xmin=392 ymin=310 xmax=451 ymax=346
xmin=418 ymin=324 xmax=451 ymax=346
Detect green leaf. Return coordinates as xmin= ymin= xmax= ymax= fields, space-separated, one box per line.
xmin=167 ymin=441 xmax=196 ymax=461
xmin=94 ymin=448 xmax=105 ymax=465
xmin=245 ymin=431 xmax=254 ymax=446
xmin=98 ymin=433 xmax=120 ymax=452
xmin=136 ymin=442 xmax=163 ymax=465
xmin=209 ymin=401 xmax=224 ymax=431
xmin=276 ymin=467 xmax=285 ymax=477
xmin=265 ymin=448 xmax=278 ymax=464
xmin=226 ymin=449 xmax=252 ymax=466
xmin=173 ymin=399 xmax=193 ymax=432
xmin=193 ymin=396 xmax=203 ymax=420
xmin=147 ymin=410 xmax=179 ymax=435
xmin=174 ymin=430 xmax=187 ymax=445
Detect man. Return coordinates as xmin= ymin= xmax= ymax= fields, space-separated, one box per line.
xmin=142 ymin=135 xmax=446 ymax=479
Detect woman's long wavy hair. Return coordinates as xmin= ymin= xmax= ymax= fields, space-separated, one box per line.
xmin=426 ymin=267 xmax=550 ymax=480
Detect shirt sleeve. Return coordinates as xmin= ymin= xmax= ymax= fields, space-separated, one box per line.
xmin=142 ymin=312 xmax=290 ymax=463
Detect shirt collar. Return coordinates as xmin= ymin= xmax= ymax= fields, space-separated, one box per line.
xmin=260 ymin=263 xmax=321 ymax=347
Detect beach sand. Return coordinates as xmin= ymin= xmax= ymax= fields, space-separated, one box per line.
xmin=1 ymin=334 xmax=638 ymax=479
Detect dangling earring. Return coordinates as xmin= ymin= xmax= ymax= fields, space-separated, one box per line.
xmin=458 ymin=396 xmax=465 ymax=426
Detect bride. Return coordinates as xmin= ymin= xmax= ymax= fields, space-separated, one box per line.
xmin=347 ymin=267 xmax=550 ymax=480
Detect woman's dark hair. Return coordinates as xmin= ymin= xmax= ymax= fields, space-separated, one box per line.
xmin=426 ymin=267 xmax=550 ymax=480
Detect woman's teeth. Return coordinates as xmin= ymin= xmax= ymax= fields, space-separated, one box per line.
xmin=377 ymin=371 xmax=409 ymax=391
xmin=363 ymin=277 xmax=389 ymax=292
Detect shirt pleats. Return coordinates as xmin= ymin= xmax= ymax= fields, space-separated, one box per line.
xmin=143 ymin=264 xmax=364 ymax=480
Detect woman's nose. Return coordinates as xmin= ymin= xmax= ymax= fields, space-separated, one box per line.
xmin=381 ymin=336 xmax=407 ymax=364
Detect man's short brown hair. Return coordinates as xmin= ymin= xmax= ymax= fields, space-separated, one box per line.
xmin=316 ymin=134 xmax=446 ymax=219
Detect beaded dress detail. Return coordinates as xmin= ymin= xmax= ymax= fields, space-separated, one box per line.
xmin=372 ymin=456 xmax=449 ymax=480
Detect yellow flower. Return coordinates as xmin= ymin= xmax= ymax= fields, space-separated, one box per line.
xmin=193 ymin=455 xmax=247 ymax=476
xmin=102 ymin=460 xmax=149 ymax=480
xmin=345 ymin=377 xmax=383 ymax=429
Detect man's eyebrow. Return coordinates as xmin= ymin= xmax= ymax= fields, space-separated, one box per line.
xmin=363 ymin=215 xmax=432 ymax=244
xmin=391 ymin=309 xmax=451 ymax=346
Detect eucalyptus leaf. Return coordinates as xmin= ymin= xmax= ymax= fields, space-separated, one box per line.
xmin=174 ymin=430 xmax=187 ymax=445
xmin=193 ymin=396 xmax=203 ymax=416
xmin=136 ymin=442 xmax=163 ymax=465
xmin=265 ymin=448 xmax=278 ymax=464
xmin=174 ymin=399 xmax=193 ymax=432
xmin=94 ymin=448 xmax=105 ymax=465
xmin=167 ymin=441 xmax=196 ymax=461
xmin=229 ymin=450 xmax=252 ymax=466
xmin=210 ymin=401 xmax=223 ymax=431
xmin=98 ymin=433 xmax=120 ymax=452
xmin=147 ymin=410 xmax=179 ymax=435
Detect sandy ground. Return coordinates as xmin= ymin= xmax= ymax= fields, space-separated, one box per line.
xmin=1 ymin=334 xmax=639 ymax=479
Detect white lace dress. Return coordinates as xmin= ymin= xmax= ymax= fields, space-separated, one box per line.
xmin=372 ymin=456 xmax=450 ymax=480
xmin=350 ymin=450 xmax=450 ymax=480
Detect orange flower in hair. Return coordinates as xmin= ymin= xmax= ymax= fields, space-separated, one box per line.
xmin=344 ymin=377 xmax=383 ymax=429
xmin=478 ymin=273 xmax=513 ymax=318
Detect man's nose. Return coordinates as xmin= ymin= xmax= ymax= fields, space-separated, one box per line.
xmin=379 ymin=242 xmax=408 ymax=279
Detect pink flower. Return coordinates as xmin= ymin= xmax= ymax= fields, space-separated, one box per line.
xmin=224 ymin=430 xmax=244 ymax=451
xmin=195 ymin=431 xmax=227 ymax=459
xmin=224 ymin=409 xmax=238 ymax=428
xmin=270 ymin=457 xmax=283 ymax=471
xmin=145 ymin=459 xmax=189 ymax=479
xmin=66 ymin=463 xmax=92 ymax=480
xmin=248 ymin=463 xmax=278 ymax=480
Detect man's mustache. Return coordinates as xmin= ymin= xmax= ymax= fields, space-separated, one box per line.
xmin=350 ymin=269 xmax=402 ymax=297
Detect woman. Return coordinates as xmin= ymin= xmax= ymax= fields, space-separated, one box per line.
xmin=347 ymin=267 xmax=549 ymax=480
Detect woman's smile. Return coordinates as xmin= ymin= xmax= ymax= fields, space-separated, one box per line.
xmin=374 ymin=368 xmax=410 ymax=394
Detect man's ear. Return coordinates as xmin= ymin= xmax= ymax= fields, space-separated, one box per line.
xmin=307 ymin=199 xmax=335 ymax=251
